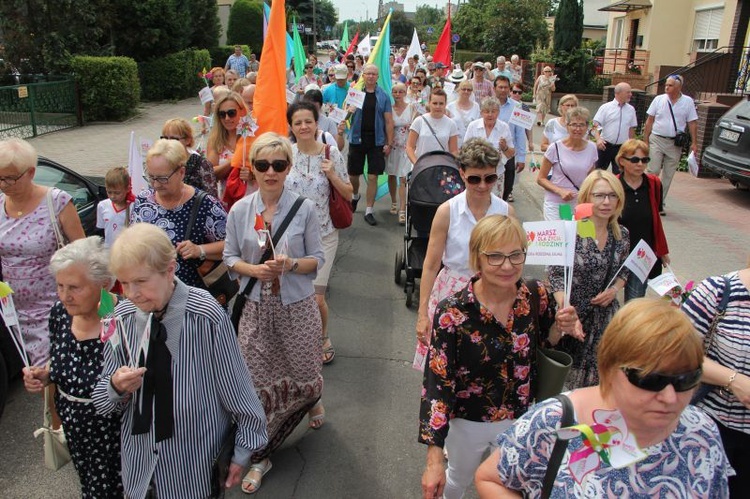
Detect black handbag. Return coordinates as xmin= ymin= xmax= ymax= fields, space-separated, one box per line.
xmin=230 ymin=197 xmax=306 ymax=332
xmin=667 ymin=101 xmax=691 ymax=148
xmin=540 ymin=394 xmax=574 ymax=499
xmin=210 ymin=422 xmax=237 ymax=498
xmin=185 ymin=191 xmax=239 ymax=306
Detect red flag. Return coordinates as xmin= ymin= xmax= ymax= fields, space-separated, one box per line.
xmin=433 ymin=6 xmax=452 ymax=68
xmin=344 ymin=31 xmax=360 ymax=58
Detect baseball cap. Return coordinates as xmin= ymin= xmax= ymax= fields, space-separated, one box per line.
xmin=334 ymin=64 xmax=348 ymax=79
xmin=435 ymin=62 xmax=446 ymax=69
xmin=473 ymin=61 xmax=485 ymax=69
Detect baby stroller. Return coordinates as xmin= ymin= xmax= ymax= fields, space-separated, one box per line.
xmin=394 ymin=151 xmax=464 ymax=307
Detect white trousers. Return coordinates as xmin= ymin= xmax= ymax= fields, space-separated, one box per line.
xmin=648 ymin=134 xmax=682 ymax=202
xmin=443 ymin=418 xmax=514 ymax=499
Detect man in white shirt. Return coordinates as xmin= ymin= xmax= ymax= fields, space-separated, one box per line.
xmin=592 ymin=82 xmax=638 ymax=174
xmin=643 ymin=75 xmax=698 ymax=212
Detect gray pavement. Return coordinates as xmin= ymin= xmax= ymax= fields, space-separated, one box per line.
xmin=1 ymin=100 xmax=749 ymax=498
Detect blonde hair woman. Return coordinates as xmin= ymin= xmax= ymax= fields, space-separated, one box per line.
xmin=533 ymin=66 xmax=556 ymax=125
xmin=207 ymin=92 xmax=248 ymax=200
xmin=548 ymin=169 xmax=630 ymax=389
xmin=447 ymin=80 xmax=481 ymax=148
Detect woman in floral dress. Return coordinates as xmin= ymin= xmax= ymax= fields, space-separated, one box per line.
xmin=419 ymin=215 xmax=580 ymax=499
xmin=385 ymin=83 xmax=416 ymax=224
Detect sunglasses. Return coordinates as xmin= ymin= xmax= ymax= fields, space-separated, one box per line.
xmin=623 ymin=156 xmax=651 ymax=164
xmin=465 ymin=173 xmax=499 ymax=185
xmin=621 ymin=367 xmax=702 ymax=393
xmin=511 ymin=90 xmax=523 ymax=95
xmin=160 ymin=135 xmax=184 ymax=141
xmin=253 ymin=159 xmax=289 ymax=173
xmin=218 ymin=109 xmax=238 ymax=120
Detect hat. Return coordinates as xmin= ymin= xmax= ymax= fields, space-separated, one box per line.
xmin=449 ymin=68 xmax=466 ymax=83
xmin=304 ymin=83 xmax=321 ymax=93
xmin=473 ymin=61 xmax=485 ymax=69
xmin=435 ymin=62 xmax=446 ymax=69
xmin=334 ymin=64 xmax=348 ymax=79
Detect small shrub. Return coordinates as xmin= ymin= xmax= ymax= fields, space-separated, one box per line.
xmin=139 ymin=49 xmax=212 ymax=101
xmin=70 ymin=56 xmax=140 ymax=122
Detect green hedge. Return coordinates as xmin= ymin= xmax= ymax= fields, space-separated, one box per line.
xmin=70 ymin=56 xmax=140 ymax=122
xmin=207 ymin=45 xmax=254 ymax=69
xmin=453 ymin=50 xmax=495 ymax=66
xmin=139 ymin=48 xmax=212 ymax=101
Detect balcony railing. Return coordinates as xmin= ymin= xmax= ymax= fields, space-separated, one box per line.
xmin=594 ymin=48 xmax=650 ymax=76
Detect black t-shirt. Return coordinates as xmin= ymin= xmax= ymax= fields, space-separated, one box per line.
xmin=619 ymin=175 xmax=660 ymax=277
xmin=361 ymin=90 xmax=377 ymax=137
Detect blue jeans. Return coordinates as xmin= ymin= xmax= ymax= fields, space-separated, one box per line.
xmin=624 ymin=276 xmax=648 ymax=302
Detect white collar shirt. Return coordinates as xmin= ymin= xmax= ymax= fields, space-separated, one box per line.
xmin=592 ymin=99 xmax=638 ymax=145
xmin=647 ymin=93 xmax=699 ymax=137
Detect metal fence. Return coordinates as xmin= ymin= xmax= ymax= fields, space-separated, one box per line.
xmin=0 ymin=78 xmax=81 ymax=140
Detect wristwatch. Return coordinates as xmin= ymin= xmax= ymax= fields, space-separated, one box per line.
xmin=198 ymin=245 xmax=206 ymax=262
xmin=290 ymin=258 xmax=299 ymax=273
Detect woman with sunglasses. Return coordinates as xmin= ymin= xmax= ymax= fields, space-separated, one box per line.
xmin=476 ymin=298 xmax=731 ymax=498
xmin=161 ymin=118 xmax=218 ymax=198
xmin=533 ymin=66 xmax=556 ymax=126
xmin=224 ymin=132 xmax=325 ymax=494
xmin=286 ymin=101 xmax=352 ymax=366
xmin=415 ymin=139 xmax=514 ymax=346
xmin=207 ymin=92 xmax=247 ymax=200
xmin=616 ymin=139 xmax=670 ymax=301
xmin=132 ymin=139 xmax=227 ymax=292
xmin=683 ymin=256 xmax=750 ymax=497
xmin=548 ymin=170 xmax=630 ymax=390
xmin=447 ymin=80 xmax=481 ymax=148
xmin=420 ymin=215 xmax=580 ymax=499
xmin=298 ymin=63 xmax=320 ymax=93
xmin=537 ymin=107 xmax=598 ymax=220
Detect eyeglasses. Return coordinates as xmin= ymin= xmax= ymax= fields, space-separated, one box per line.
xmin=160 ymin=135 xmax=185 ymax=141
xmin=621 ymin=367 xmax=702 ymax=393
xmin=411 ymin=81 xmax=421 ymax=85
xmin=567 ymin=122 xmax=588 ymax=129
xmin=482 ymin=250 xmax=527 ymax=266
xmin=143 ymin=165 xmax=182 ymax=185
xmin=218 ymin=109 xmax=238 ymax=120
xmin=623 ymin=156 xmax=651 ymax=164
xmin=0 ymin=170 xmax=28 ymax=186
xmin=591 ymin=192 xmax=619 ymax=202
xmin=511 ymin=90 xmax=523 ymax=95
xmin=346 ymin=65 xmax=355 ymax=69
xmin=465 ymin=173 xmax=499 ymax=185
xmin=253 ymin=159 xmax=289 ymax=173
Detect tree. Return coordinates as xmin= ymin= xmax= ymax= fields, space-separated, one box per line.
xmin=553 ymin=0 xmax=583 ymax=53
xmin=111 ymin=0 xmax=191 ymax=61
xmin=286 ymin=0 xmax=338 ymax=50
xmin=187 ymin=0 xmax=221 ymax=48
xmin=389 ymin=11 xmax=416 ymax=47
xmin=227 ymin=0 xmax=264 ymax=53
xmin=453 ymin=0 xmax=491 ymax=52
xmin=414 ymin=5 xmax=445 ymax=45
xmin=483 ymin=0 xmax=550 ymax=59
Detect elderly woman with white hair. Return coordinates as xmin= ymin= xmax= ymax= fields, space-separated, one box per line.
xmin=93 ymin=223 xmax=268 ymax=498
xmin=0 ymin=138 xmax=84 ymax=366
xmin=23 ymin=236 xmax=123 ymax=497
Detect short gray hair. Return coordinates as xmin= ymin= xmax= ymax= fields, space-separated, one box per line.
xmin=0 ymin=138 xmax=37 ymax=173
xmin=480 ymin=96 xmax=501 ymax=113
xmin=566 ymin=106 xmax=590 ymax=124
xmin=49 ymin=236 xmax=113 ymax=287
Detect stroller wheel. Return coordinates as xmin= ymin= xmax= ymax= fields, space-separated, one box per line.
xmin=394 ymin=251 xmax=403 ymax=285
xmin=405 ymin=285 xmax=414 ymax=308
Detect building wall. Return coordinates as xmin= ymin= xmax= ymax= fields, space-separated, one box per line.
xmin=218 ymin=0 xmax=233 ymax=46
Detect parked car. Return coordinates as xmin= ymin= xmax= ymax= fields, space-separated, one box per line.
xmin=0 ymin=157 xmax=106 ymax=418
xmin=702 ymin=99 xmax=750 ymax=189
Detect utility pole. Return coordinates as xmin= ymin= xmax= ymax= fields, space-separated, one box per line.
xmin=313 ymin=0 xmax=317 ymax=50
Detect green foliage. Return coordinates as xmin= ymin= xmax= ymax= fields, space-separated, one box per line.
xmin=111 ymin=0 xmax=191 ymax=62
xmin=482 ymin=0 xmax=550 ymax=59
xmin=287 ymin=0 xmax=338 ymax=52
xmin=533 ymin=48 xmax=595 ymax=93
xmin=187 ymin=0 xmax=221 ymax=48
xmin=584 ymin=76 xmax=611 ymax=95
xmin=70 ymin=56 xmax=140 ymax=121
xmin=415 ymin=5 xmax=445 ymax=44
xmin=389 ymin=11 xmax=416 ymax=46
xmin=227 ymin=0 xmax=264 ymax=54
xmin=553 ymin=0 xmax=583 ymax=53
xmin=138 ymin=48 xmax=211 ymax=101
xmin=453 ymin=50 xmax=495 ymax=66
xmin=208 ymin=46 xmax=251 ymax=69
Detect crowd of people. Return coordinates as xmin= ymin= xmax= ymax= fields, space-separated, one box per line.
xmin=0 ymin=40 xmax=742 ymax=499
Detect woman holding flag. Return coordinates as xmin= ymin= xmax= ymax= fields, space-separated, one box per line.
xmin=223 ymin=132 xmax=325 ymax=494
xmin=548 ymin=170 xmax=630 ymax=389
xmin=23 ymin=236 xmax=123 ymax=497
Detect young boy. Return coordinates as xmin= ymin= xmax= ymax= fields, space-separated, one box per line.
xmin=97 ymin=167 xmax=132 ymax=247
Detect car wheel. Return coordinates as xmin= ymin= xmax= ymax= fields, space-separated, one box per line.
xmin=0 ymin=352 xmax=8 ymax=419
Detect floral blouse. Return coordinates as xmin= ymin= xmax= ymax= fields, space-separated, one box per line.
xmin=419 ymin=276 xmax=557 ymax=448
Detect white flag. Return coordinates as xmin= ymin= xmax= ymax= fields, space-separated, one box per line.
xmin=622 ymin=239 xmax=658 ymax=284
xmin=522 ymin=221 xmax=570 ymax=267
xmin=357 ymin=32 xmax=371 ymax=57
xmin=404 ymin=29 xmax=422 ymax=66
xmin=128 ymin=131 xmax=149 ymax=195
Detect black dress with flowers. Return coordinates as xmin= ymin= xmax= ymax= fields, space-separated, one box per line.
xmin=48 ymin=302 xmax=123 ymax=498
xmin=418 ymin=277 xmax=556 ymax=448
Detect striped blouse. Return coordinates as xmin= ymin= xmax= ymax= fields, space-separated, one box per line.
xmin=93 ymin=280 xmax=268 ymax=498
xmin=682 ymin=271 xmax=750 ymax=434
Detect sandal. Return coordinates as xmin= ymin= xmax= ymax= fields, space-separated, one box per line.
xmin=308 ymin=400 xmax=325 ymax=429
xmin=241 ymin=459 xmax=273 ymax=494
xmin=398 ymin=211 xmax=406 ymax=225
xmin=322 ymin=336 xmax=335 ymax=365
xmin=390 ymin=203 xmax=398 ymax=215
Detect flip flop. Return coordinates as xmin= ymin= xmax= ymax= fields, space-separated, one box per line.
xmin=241 ymin=459 xmax=272 ymax=495
xmin=308 ymin=400 xmax=325 ymax=429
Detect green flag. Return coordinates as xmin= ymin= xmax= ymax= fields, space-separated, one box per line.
xmin=340 ymin=21 xmax=349 ymax=50
xmin=292 ymin=17 xmax=306 ymax=84
xmin=98 ymin=288 xmax=115 ymax=318
xmin=354 ymin=9 xmax=393 ymax=98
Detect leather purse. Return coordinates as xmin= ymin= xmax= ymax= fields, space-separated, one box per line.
xmin=324 ymin=145 xmax=352 ymax=229
xmin=33 ymin=385 xmax=71 ymax=471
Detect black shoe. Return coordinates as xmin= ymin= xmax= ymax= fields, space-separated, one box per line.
xmin=351 ymin=197 xmax=359 ymax=212
xmin=364 ymin=213 xmax=377 ymax=226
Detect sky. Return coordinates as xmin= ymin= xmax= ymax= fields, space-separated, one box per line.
xmin=331 ymin=0 xmax=452 ymax=25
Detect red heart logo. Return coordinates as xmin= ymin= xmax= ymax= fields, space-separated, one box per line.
xmin=637 ymin=248 xmax=645 ymax=258
xmin=528 ymin=231 xmax=536 ymax=242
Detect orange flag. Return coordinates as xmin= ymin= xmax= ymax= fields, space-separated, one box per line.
xmin=252 ymin=0 xmax=287 ymax=138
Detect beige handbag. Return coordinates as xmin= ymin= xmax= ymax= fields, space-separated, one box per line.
xmin=33 ymin=385 xmax=71 ymax=471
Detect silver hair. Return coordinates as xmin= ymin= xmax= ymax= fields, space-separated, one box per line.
xmin=49 ymin=236 xmax=114 ymax=287
xmin=480 ymin=96 xmax=501 ymax=112
xmin=0 ymin=138 xmax=37 ymax=173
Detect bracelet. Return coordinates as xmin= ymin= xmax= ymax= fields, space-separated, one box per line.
xmin=721 ymin=371 xmax=737 ymax=397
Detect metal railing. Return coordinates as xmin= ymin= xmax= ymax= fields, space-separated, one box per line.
xmin=0 ymin=78 xmax=81 ymax=140
xmin=594 ymin=48 xmax=650 ymax=76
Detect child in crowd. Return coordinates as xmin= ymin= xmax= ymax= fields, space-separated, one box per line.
xmin=96 ymin=167 xmax=133 ymax=248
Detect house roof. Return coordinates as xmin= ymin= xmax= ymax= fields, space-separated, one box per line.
xmin=598 ymin=0 xmax=652 ymax=13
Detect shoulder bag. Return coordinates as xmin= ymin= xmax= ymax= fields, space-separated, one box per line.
xmin=526 ymin=279 xmax=573 ymax=402
xmin=33 ymin=384 xmax=71 ymax=471
xmin=230 ymin=196 xmax=306 ymax=332
xmin=690 ymin=276 xmax=732 ymax=405
xmin=540 ymin=394 xmax=574 ymax=499
xmin=420 ymin=116 xmax=447 ymax=152
xmin=185 ymin=191 xmax=239 ymax=308
xmin=667 ymin=100 xmax=691 ymax=148
xmin=553 ymin=142 xmax=580 ymax=191
xmin=46 ymin=189 xmax=67 ymax=250
xmin=324 ymin=145 xmax=352 ymax=229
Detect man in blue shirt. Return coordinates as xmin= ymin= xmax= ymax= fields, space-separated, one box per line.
xmin=494 ymin=75 xmax=527 ymax=201
xmin=225 ymin=45 xmax=250 ymax=78
xmin=322 ymin=64 xmax=350 ymax=109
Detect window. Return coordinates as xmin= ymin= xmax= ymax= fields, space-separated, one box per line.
xmin=613 ymin=18 xmax=625 ymax=48
xmin=693 ymin=7 xmax=724 ymax=52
